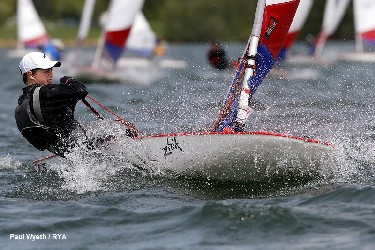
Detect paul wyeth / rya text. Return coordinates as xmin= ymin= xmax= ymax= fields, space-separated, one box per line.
xmin=9 ymin=233 xmax=66 ymax=241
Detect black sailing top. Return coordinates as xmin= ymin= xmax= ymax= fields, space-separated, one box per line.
xmin=15 ymin=79 xmax=88 ymax=155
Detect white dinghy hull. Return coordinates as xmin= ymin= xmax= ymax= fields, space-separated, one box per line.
xmin=139 ymin=131 xmax=335 ymax=182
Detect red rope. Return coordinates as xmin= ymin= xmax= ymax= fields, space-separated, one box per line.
xmin=84 ymin=95 xmax=144 ymax=137
xmin=82 ymin=99 xmax=104 ymax=120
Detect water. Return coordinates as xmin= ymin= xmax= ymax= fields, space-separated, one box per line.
xmin=1 ymin=42 xmax=375 ymax=249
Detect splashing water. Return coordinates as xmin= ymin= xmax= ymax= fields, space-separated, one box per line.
xmin=0 ymin=154 xmax=22 ymax=171
xmin=48 ymin=120 xmax=159 ymax=194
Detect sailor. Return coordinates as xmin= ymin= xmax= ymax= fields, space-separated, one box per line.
xmin=207 ymin=40 xmax=229 ymax=70
xmin=153 ymin=39 xmax=166 ymax=58
xmin=15 ymin=52 xmax=88 ymax=157
xmin=41 ymin=39 xmax=65 ymax=61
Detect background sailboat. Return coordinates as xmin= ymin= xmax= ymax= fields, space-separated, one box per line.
xmin=270 ymin=0 xmax=315 ymax=78
xmin=7 ymin=0 xmax=49 ymax=58
xmin=70 ymin=0 xmax=152 ymax=83
xmin=313 ymin=0 xmax=351 ymax=61
xmin=118 ymin=12 xmax=188 ymax=69
xmin=67 ymin=0 xmax=186 ymax=82
xmin=125 ymin=12 xmax=157 ymax=57
xmin=278 ymin=0 xmax=314 ymax=62
xmin=339 ymin=0 xmax=375 ymax=61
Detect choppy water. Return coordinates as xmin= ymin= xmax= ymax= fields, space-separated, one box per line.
xmin=1 ymin=42 xmax=375 ymax=249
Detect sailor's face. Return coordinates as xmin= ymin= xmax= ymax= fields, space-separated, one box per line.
xmin=30 ymin=68 xmax=53 ymax=85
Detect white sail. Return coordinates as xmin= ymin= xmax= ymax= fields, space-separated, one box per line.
xmin=289 ymin=0 xmax=313 ymax=34
xmin=77 ymin=0 xmax=96 ymax=45
xmin=126 ymin=12 xmax=157 ymax=57
xmin=353 ymin=0 xmax=375 ymax=52
xmin=314 ymin=0 xmax=351 ymax=57
xmin=17 ymin=0 xmax=48 ymax=48
xmin=337 ymin=0 xmax=375 ymax=61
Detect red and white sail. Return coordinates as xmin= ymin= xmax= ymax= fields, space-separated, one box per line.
xmin=92 ymin=0 xmax=144 ymax=69
xmin=313 ymin=0 xmax=350 ymax=57
xmin=353 ymin=0 xmax=375 ymax=52
xmin=279 ymin=0 xmax=313 ymax=60
xmin=17 ymin=0 xmax=49 ymax=48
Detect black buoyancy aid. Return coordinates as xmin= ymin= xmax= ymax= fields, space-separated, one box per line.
xmin=15 ymin=86 xmax=60 ymax=151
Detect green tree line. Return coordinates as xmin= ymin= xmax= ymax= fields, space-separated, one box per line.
xmin=0 ymin=0 xmax=355 ymax=42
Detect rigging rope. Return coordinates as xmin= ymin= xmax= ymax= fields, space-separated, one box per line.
xmin=82 ymin=95 xmax=144 ymax=138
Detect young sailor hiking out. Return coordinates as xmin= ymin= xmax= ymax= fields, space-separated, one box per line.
xmin=15 ymin=52 xmax=89 ymax=157
xmin=16 ymin=51 xmax=142 ymax=158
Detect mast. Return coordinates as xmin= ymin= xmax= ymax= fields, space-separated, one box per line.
xmin=92 ymin=0 xmax=111 ymax=69
xmin=211 ymin=0 xmax=300 ymax=132
xmin=235 ymin=0 xmax=266 ymax=127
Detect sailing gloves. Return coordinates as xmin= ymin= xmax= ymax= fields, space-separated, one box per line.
xmin=60 ymin=76 xmax=81 ymax=85
xmin=59 ymin=76 xmax=88 ymax=98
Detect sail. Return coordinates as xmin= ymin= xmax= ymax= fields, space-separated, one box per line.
xmin=126 ymin=12 xmax=157 ymax=57
xmin=105 ymin=0 xmax=144 ymax=65
xmin=313 ymin=0 xmax=350 ymax=57
xmin=353 ymin=0 xmax=375 ymax=52
xmin=76 ymin=0 xmax=96 ymax=46
xmin=17 ymin=0 xmax=49 ymax=48
xmin=278 ymin=0 xmax=314 ymax=60
xmin=212 ymin=0 xmax=300 ymax=132
xmin=92 ymin=0 xmax=144 ymax=69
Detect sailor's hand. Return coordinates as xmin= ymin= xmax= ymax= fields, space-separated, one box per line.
xmin=60 ymin=76 xmax=83 ymax=86
xmin=60 ymin=76 xmax=74 ymax=84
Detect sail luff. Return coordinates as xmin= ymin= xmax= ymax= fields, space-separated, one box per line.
xmin=236 ymin=0 xmax=266 ymax=126
xmin=210 ymin=1 xmax=265 ymax=131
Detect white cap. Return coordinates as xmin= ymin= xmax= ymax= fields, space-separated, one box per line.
xmin=19 ymin=52 xmax=61 ymax=75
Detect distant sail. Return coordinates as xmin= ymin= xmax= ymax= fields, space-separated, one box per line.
xmin=126 ymin=12 xmax=157 ymax=57
xmin=314 ymin=0 xmax=350 ymax=57
xmin=76 ymin=0 xmax=96 ymax=46
xmin=17 ymin=0 xmax=49 ymax=48
xmin=212 ymin=0 xmax=300 ymax=132
xmin=278 ymin=0 xmax=314 ymax=61
xmin=92 ymin=0 xmax=144 ymax=69
xmin=353 ymin=0 xmax=375 ymax=52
